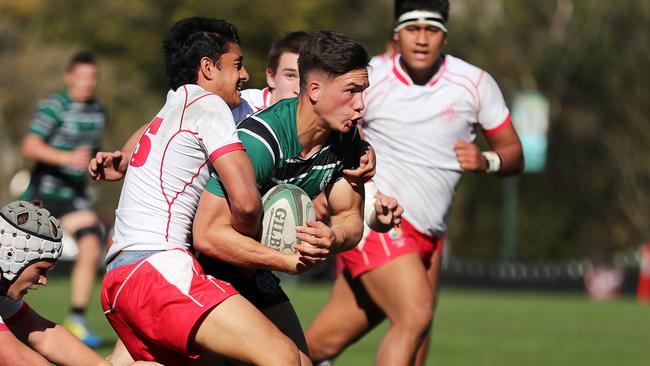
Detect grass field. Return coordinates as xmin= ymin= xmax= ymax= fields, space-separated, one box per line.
xmin=27 ymin=277 xmax=649 ymax=365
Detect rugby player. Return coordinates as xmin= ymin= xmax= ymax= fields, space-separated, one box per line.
xmin=233 ymin=31 xmax=309 ymax=122
xmin=194 ymin=30 xmax=402 ymax=366
xmin=0 ymin=200 xmax=159 ymax=366
xmin=306 ymin=1 xmax=524 ymax=365
xmin=91 ymin=17 xmax=302 ymax=365
xmin=232 ymin=30 xmax=381 ymax=222
xmin=21 ymin=51 xmax=106 ymax=347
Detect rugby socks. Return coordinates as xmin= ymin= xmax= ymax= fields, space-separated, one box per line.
xmin=69 ymin=307 xmax=87 ymax=321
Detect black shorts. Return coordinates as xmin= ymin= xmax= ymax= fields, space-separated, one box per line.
xmin=33 ymin=196 xmax=91 ymax=219
xmin=23 ymin=170 xmax=91 ymax=218
xmin=197 ymin=257 xmax=289 ymax=309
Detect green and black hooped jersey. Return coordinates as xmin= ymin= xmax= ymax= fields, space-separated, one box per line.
xmin=205 ymin=97 xmax=362 ymax=200
xmin=24 ymin=90 xmax=106 ymax=202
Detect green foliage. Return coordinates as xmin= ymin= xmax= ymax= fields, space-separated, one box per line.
xmin=0 ymin=0 xmax=648 ymax=261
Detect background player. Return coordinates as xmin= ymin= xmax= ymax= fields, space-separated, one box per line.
xmin=233 ymin=31 xmax=309 ymax=121
xmin=306 ymin=1 xmax=524 ymax=365
xmin=20 ymin=51 xmax=105 ymax=347
xmin=92 ymin=17 xmax=301 ymax=365
xmin=194 ymin=30 xmax=402 ymax=366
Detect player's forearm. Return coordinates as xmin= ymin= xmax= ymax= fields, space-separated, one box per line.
xmin=122 ymin=124 xmax=148 ymax=159
xmin=493 ymin=141 xmax=524 ymax=175
xmin=484 ymin=124 xmax=524 ymax=176
xmin=0 ymin=334 xmax=51 ymax=366
xmin=0 ymin=352 xmax=51 ymax=366
xmin=213 ymin=151 xmax=262 ymax=237
xmin=366 ymin=212 xmax=393 ymax=233
xmin=330 ymin=213 xmax=364 ymax=252
xmin=21 ymin=134 xmax=71 ymax=166
xmin=195 ymin=227 xmax=292 ymax=272
xmin=29 ymin=324 xmax=108 ymax=366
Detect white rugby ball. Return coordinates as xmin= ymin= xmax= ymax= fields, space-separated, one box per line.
xmin=260 ymin=184 xmax=315 ymax=254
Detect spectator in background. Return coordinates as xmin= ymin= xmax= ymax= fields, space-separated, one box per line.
xmin=21 ymin=51 xmax=105 ymax=347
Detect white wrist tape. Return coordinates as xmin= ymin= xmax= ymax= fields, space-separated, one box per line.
xmin=482 ymin=151 xmax=502 ymax=173
xmin=363 ymin=181 xmax=378 ymax=227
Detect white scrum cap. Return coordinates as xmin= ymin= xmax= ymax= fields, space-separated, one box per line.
xmin=0 ymin=201 xmax=62 ymax=295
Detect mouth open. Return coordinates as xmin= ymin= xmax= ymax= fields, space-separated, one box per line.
xmin=413 ymin=51 xmax=429 ymax=59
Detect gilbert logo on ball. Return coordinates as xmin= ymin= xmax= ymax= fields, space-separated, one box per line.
xmin=260 ymin=184 xmax=315 ymax=254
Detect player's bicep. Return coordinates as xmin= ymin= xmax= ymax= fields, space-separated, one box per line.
xmin=193 ymin=190 xmax=233 ymax=247
xmin=28 ymin=101 xmax=62 ymax=139
xmin=477 ymin=72 xmax=511 ymax=134
xmin=238 ymin=129 xmax=276 ymax=187
xmin=485 ymin=123 xmax=521 ymax=150
xmin=326 ymin=177 xmax=364 ymax=220
xmin=211 ymin=149 xmax=257 ymax=195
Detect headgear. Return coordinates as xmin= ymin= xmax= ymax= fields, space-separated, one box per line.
xmin=0 ymin=201 xmax=62 ymax=296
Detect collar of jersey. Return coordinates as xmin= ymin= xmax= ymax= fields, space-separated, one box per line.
xmin=392 ymin=53 xmax=446 ymax=87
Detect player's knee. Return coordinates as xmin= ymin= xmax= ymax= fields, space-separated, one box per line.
xmin=266 ymin=337 xmax=300 ymax=366
xmin=307 ymin=330 xmax=347 ymax=361
xmin=394 ymin=300 xmax=433 ymax=334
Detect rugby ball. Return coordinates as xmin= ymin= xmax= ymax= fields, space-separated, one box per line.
xmin=260 ymin=184 xmax=315 ymax=254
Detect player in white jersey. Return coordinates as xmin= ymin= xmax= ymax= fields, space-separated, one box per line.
xmin=306 ymin=1 xmax=524 ymax=365
xmin=367 ymin=34 xmax=400 ymax=71
xmin=90 ymin=17 xmax=301 ymax=365
xmin=232 ymin=31 xmax=308 ymax=123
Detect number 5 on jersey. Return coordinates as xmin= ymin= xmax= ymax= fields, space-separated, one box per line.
xmin=130 ymin=117 xmax=164 ymax=167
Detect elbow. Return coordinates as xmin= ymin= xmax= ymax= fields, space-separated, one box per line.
xmin=516 ymin=155 xmax=525 ymax=174
xmin=341 ymin=222 xmax=364 ymax=252
xmin=21 ymin=138 xmax=35 ymax=160
xmin=508 ymin=153 xmax=525 ymax=175
xmin=231 ymin=195 xmax=261 ymax=224
xmin=193 ymin=230 xmax=223 ymax=260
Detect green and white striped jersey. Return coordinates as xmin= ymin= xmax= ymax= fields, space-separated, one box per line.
xmin=25 ymin=90 xmax=105 ymax=200
xmin=206 ymin=97 xmax=362 ymax=199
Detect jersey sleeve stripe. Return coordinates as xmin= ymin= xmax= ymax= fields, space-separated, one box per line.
xmin=28 ymin=125 xmax=50 ymax=138
xmin=208 ymin=142 xmax=245 ymax=163
xmin=239 ymin=129 xmax=277 ymax=165
xmin=482 ymin=114 xmax=512 ymax=136
xmin=250 ymin=115 xmax=283 ymax=160
xmin=4 ymin=302 xmax=29 ymax=325
xmin=239 ymin=117 xmax=281 ymax=162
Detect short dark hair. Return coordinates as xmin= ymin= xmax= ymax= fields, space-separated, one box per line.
xmin=162 ymin=17 xmax=240 ymax=90
xmin=298 ymin=31 xmax=369 ymax=93
xmin=66 ymin=51 xmax=96 ymax=72
xmin=267 ymin=31 xmax=309 ymax=75
xmin=394 ymin=0 xmax=449 ymax=22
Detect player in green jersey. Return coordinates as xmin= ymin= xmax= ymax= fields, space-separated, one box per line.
xmin=21 ymin=51 xmax=105 ymax=347
xmin=193 ymin=30 xmax=402 ymax=366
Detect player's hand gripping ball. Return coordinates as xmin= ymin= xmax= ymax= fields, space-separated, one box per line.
xmin=259 ymin=184 xmax=315 ymax=254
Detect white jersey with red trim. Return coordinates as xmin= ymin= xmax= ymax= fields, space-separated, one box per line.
xmin=0 ymin=297 xmax=24 ymax=330
xmin=231 ymin=87 xmax=272 ymax=124
xmin=368 ymin=52 xmax=394 ymax=71
xmin=362 ymin=54 xmax=511 ymax=236
xmin=107 ymin=84 xmax=243 ymax=262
